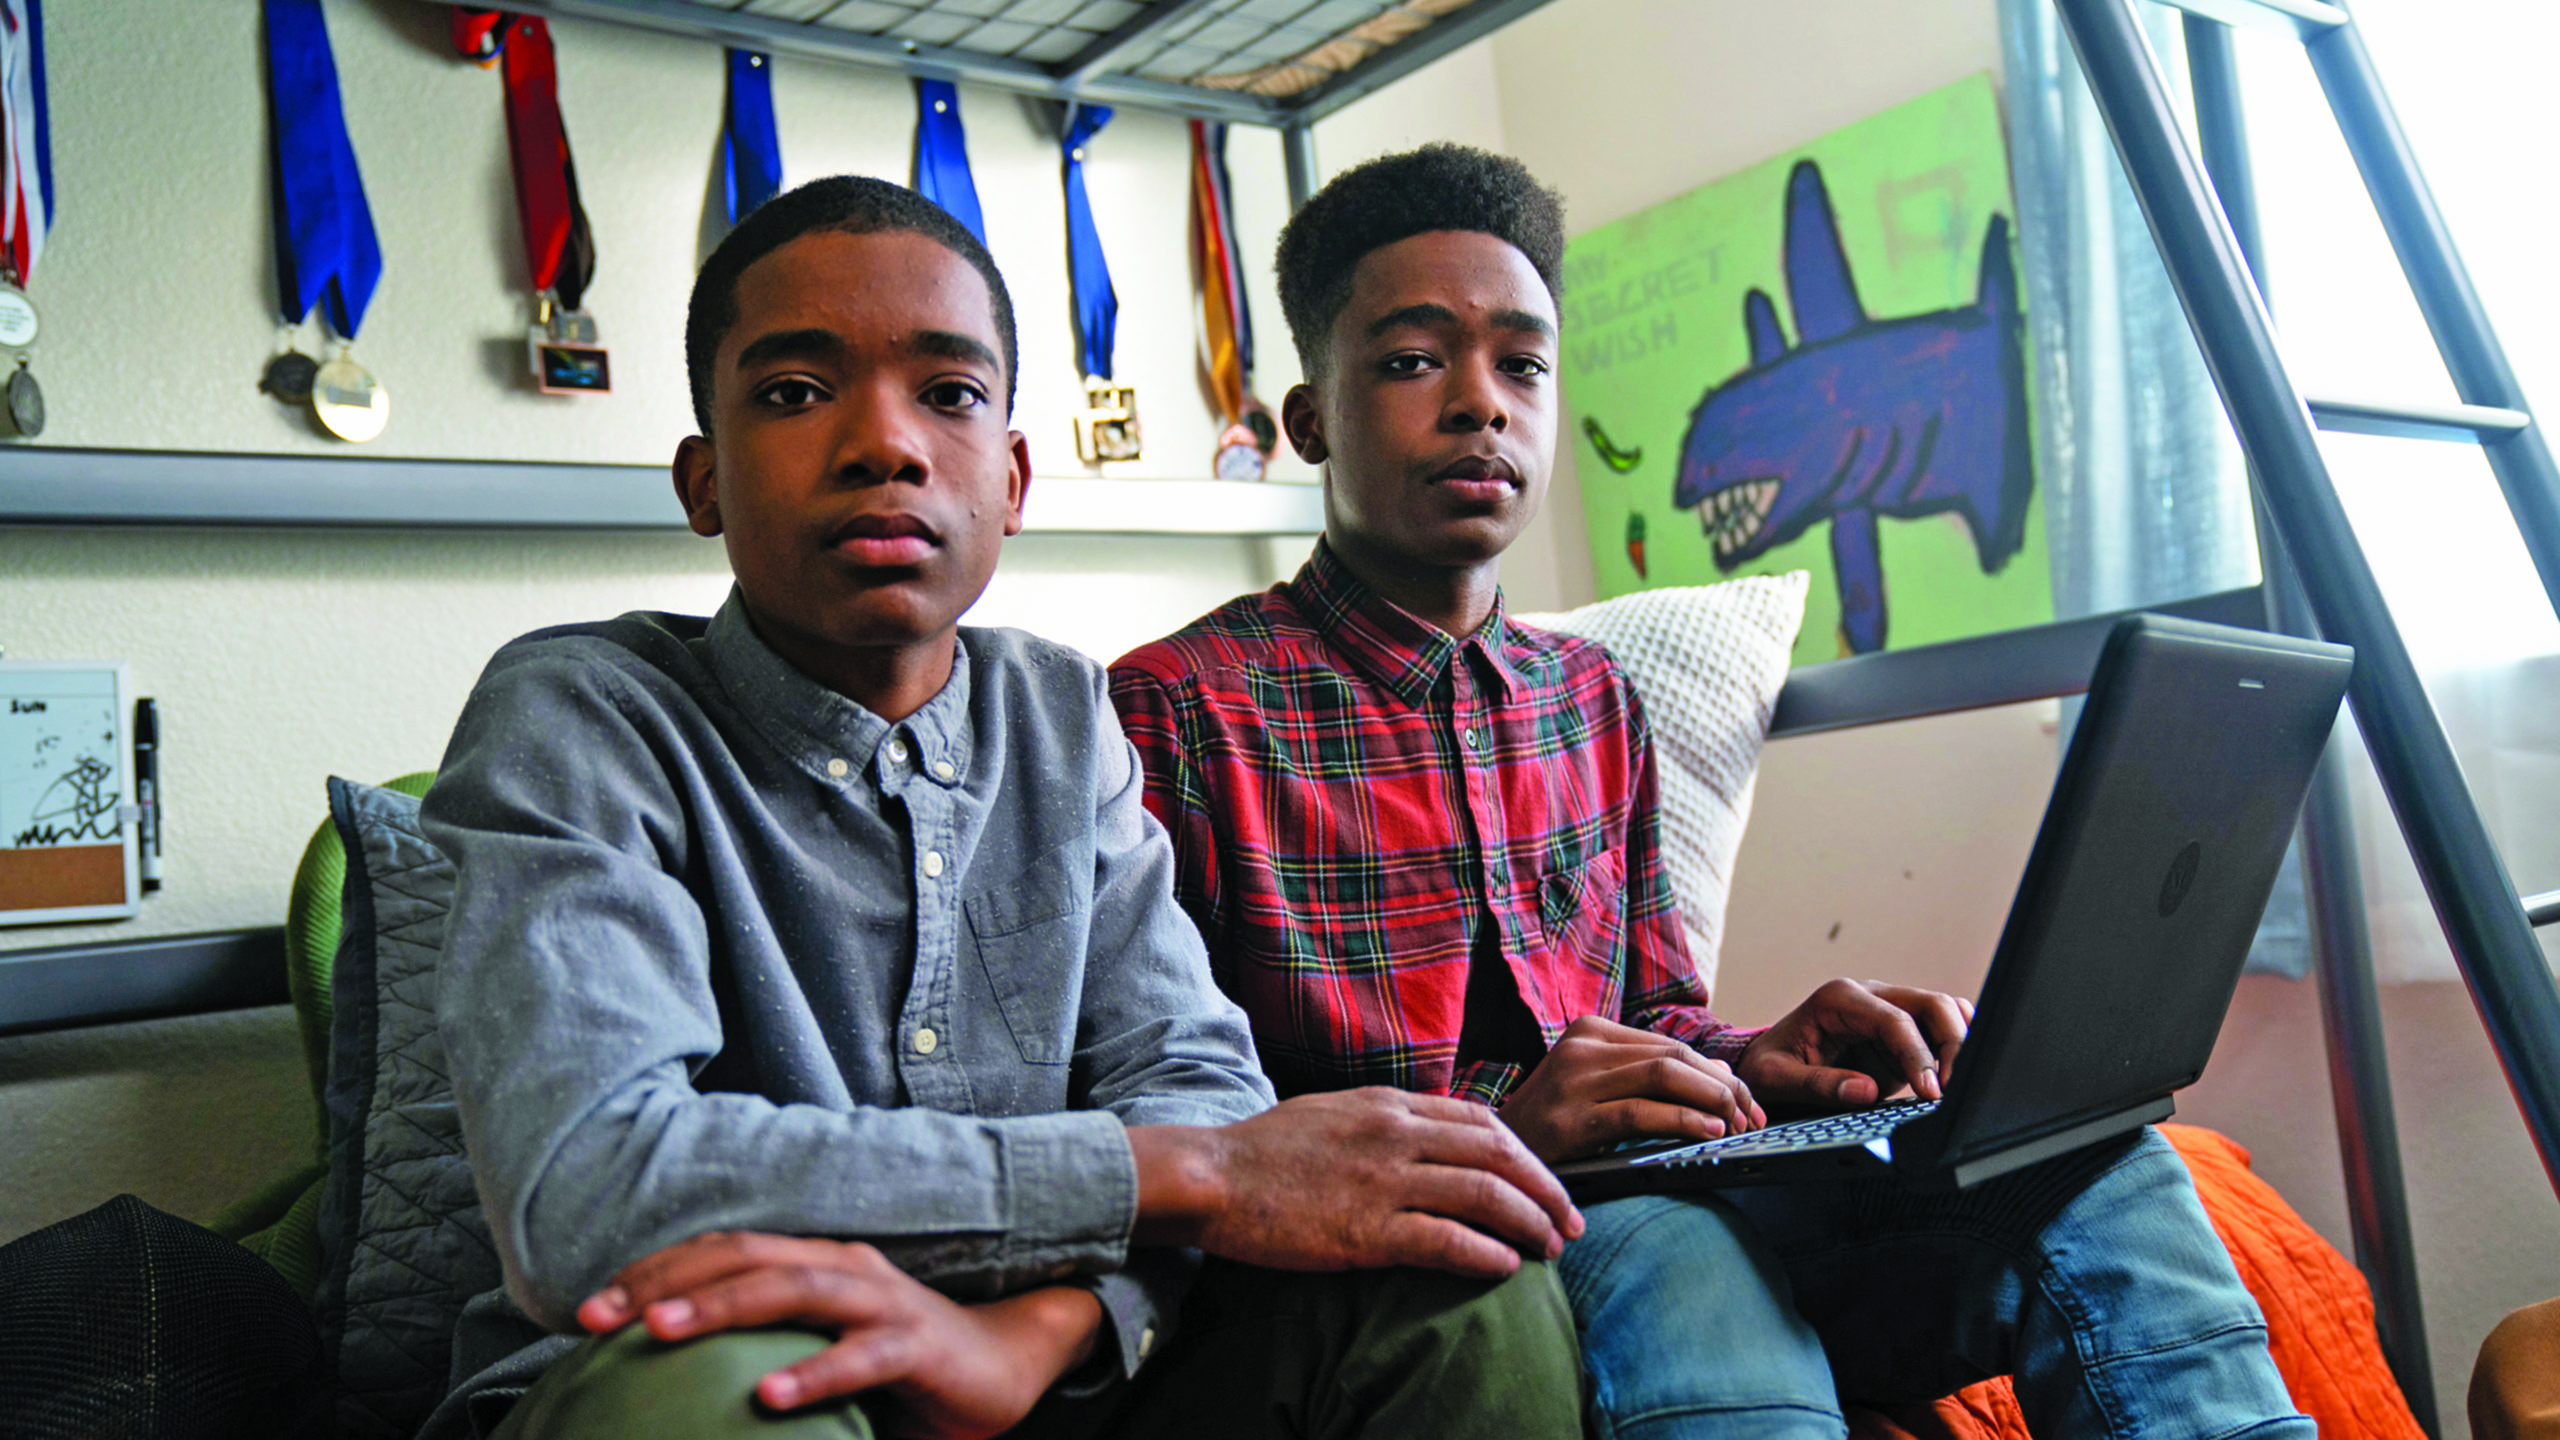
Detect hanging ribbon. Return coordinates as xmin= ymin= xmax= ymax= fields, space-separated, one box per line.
xmin=723 ymin=49 xmax=782 ymax=225
xmin=481 ymin=14 xmax=595 ymax=311
xmin=0 ymin=0 xmax=48 ymax=286
xmin=1208 ymin=122 xmax=1253 ymax=383
xmin=912 ymin=78 xmax=984 ymax=244
xmin=450 ymin=6 xmax=508 ymax=65
xmin=1188 ymin=119 xmax=1244 ymax=426
xmin=1062 ymin=104 xmax=1116 ymax=382
xmin=264 ymin=0 xmax=381 ymax=338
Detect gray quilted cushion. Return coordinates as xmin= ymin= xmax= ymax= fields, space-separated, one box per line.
xmin=315 ymin=778 xmax=504 ymax=1439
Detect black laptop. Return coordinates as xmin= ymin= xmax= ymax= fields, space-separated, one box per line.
xmin=1556 ymin=613 xmax=2352 ymax=1201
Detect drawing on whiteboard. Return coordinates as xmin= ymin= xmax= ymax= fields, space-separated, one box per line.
xmin=3 ymin=679 xmax=122 ymax=852
xmin=1 ymin=661 xmax=137 ymax=925
xmin=15 ymin=756 xmax=120 ymax=847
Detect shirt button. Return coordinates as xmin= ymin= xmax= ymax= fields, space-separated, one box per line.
xmin=933 ymin=760 xmax=955 ymax=780
xmin=887 ymin=738 xmax=910 ymax=764
xmin=1461 ymin=729 xmax=1479 ymax=750
xmin=923 ymin=850 xmax=945 ymax=878
xmin=825 ymin=758 xmax=849 ymax=778
xmin=1138 ymin=1326 xmax=1157 ymax=1359
xmin=913 ymin=1027 xmax=939 ymax=1055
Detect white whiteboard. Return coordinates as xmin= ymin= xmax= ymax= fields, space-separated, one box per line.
xmin=0 ymin=661 xmax=139 ymax=925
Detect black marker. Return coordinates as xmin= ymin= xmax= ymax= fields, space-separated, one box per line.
xmin=134 ymin=698 xmax=161 ymax=894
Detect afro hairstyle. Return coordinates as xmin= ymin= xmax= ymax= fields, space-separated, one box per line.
xmin=684 ymin=174 xmax=1018 ymax=432
xmin=1274 ymin=143 xmax=1565 ymax=382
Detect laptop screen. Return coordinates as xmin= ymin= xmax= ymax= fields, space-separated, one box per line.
xmin=1929 ymin=617 xmax=2350 ymax=1162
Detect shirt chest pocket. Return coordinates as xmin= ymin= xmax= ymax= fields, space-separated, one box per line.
xmin=1539 ymin=844 xmax=1628 ymax=968
xmin=963 ymin=845 xmax=1090 ymax=1066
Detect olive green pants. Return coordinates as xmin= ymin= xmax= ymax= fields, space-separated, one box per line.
xmin=491 ymin=1259 xmax=1581 ymax=1440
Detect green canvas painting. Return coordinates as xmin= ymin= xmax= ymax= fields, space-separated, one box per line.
xmin=1561 ymin=73 xmax=2051 ymax=664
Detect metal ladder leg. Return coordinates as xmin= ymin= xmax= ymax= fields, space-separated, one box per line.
xmin=2182 ymin=19 xmax=2438 ymax=1428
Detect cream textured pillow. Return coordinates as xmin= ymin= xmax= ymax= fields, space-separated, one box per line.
xmin=1517 ymin=572 xmax=1808 ymax=995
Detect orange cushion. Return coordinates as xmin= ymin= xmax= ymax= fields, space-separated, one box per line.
xmin=1839 ymin=1124 xmax=2424 ymax=1440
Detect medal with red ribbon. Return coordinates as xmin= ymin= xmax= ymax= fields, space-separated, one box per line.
xmin=263 ymin=0 xmax=389 ymax=442
xmin=0 ymin=0 xmax=51 ymax=438
xmin=453 ymin=9 xmax=609 ymax=394
xmin=1190 ymin=121 xmax=1273 ymax=479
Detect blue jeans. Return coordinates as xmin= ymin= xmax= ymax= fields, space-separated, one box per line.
xmin=1557 ymin=1127 xmax=2311 ymax=1439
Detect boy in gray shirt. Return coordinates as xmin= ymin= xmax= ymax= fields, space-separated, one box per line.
xmin=422 ymin=177 xmax=1584 ymax=1439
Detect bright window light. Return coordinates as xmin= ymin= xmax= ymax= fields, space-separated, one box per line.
xmin=2235 ymin=0 xmax=2560 ymax=669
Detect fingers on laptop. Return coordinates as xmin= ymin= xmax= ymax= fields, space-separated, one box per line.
xmin=1496 ymin=1016 xmax=1762 ymax=1164
xmin=1753 ymin=979 xmax=1945 ymax=1107
xmin=1569 ymin=1018 xmax=1762 ymax=1122
xmin=1864 ymin=982 xmax=1969 ymax=1087
xmin=1781 ymin=978 xmax=1961 ymax=1102
xmin=1844 ymin=985 xmax=1944 ymax=1103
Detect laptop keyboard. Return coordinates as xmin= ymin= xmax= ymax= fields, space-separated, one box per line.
xmin=1627 ymin=1099 xmax=1941 ymax=1169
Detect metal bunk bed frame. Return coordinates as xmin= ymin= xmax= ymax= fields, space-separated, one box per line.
xmin=7 ymin=1 xmax=2557 ymax=1428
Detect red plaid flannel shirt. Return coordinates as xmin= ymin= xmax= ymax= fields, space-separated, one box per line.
xmin=1110 ymin=541 xmax=1751 ymax=1106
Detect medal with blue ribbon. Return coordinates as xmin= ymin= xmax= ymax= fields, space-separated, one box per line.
xmin=262 ymin=0 xmax=387 ymax=442
xmin=723 ymin=49 xmax=780 ymax=225
xmin=0 ymin=0 xmax=49 ymax=439
xmin=1063 ymin=104 xmax=1138 ymax=464
xmin=911 ymin=78 xmax=984 ymax=244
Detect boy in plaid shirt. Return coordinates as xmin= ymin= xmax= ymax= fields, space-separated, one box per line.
xmin=1111 ymin=145 xmax=2308 ymax=1440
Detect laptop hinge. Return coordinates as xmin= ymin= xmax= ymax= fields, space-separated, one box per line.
xmin=1937 ymin=1096 xmax=2177 ymax=1190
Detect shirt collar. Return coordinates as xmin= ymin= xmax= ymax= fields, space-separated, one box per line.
xmin=702 ymin=586 xmax=973 ymax=788
xmin=1289 ymin=538 xmax=1521 ymax=709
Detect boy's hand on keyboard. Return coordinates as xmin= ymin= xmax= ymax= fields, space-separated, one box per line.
xmin=1737 ymin=979 xmax=1972 ymax=1111
xmin=1496 ymin=1016 xmax=1766 ymax=1164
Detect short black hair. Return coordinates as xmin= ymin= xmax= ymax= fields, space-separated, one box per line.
xmin=685 ymin=175 xmax=1018 ymax=432
xmin=1275 ymin=143 xmax=1566 ymax=382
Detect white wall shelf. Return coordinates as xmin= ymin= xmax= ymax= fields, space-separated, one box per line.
xmin=0 ymin=445 xmax=1323 ymax=536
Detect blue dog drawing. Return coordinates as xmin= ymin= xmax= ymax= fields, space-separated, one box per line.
xmin=1674 ymin=159 xmax=2033 ymax=654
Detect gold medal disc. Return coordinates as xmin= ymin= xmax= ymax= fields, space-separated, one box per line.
xmin=312 ymin=356 xmax=389 ymax=443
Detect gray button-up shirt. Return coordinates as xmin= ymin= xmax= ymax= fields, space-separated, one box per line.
xmin=423 ymin=592 xmax=1274 ymax=1385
